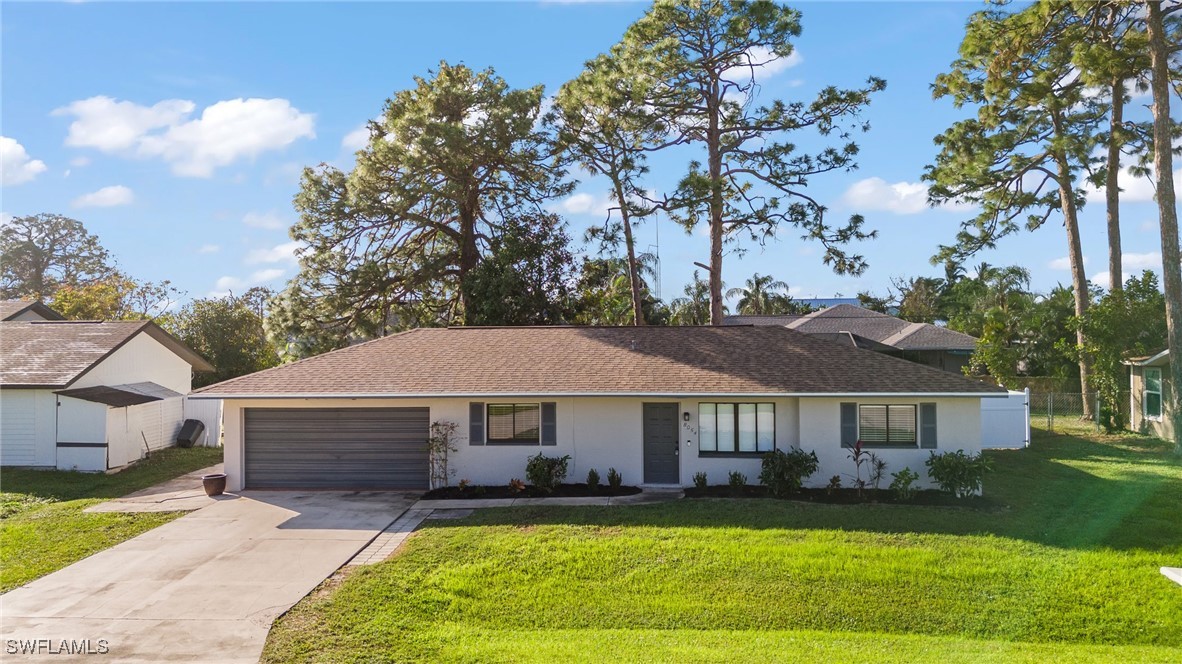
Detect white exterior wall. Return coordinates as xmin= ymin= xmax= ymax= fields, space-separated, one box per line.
xmin=981 ymin=390 xmax=1030 ymax=449
xmin=0 ymin=389 xmax=57 ymax=467
xmin=798 ymin=396 xmax=984 ymax=490
xmin=71 ymin=332 xmax=192 ymax=394
xmin=56 ymin=396 xmax=109 ymax=472
xmin=182 ymin=397 xmax=223 ymax=447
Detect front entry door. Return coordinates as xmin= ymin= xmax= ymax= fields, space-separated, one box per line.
xmin=643 ymin=403 xmax=680 ymax=484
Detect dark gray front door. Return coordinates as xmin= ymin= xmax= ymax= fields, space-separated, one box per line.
xmin=643 ymin=403 xmax=679 ymax=484
xmin=244 ymin=407 xmax=430 ymax=490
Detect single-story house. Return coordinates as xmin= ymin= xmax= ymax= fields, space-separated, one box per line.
xmin=725 ymin=304 xmax=978 ymax=374
xmin=192 ymin=325 xmax=1006 ymax=492
xmin=0 ymin=307 xmax=215 ymax=471
xmin=1127 ymin=350 xmax=1173 ymax=441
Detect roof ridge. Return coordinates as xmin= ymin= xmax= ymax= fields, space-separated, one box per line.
xmin=880 ymin=321 xmax=927 ymax=347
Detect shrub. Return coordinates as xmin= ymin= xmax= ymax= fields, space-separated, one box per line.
xmin=826 ymin=475 xmax=842 ymax=495
xmin=728 ymin=471 xmax=747 ymax=494
xmin=692 ymin=471 xmax=708 ymax=489
xmin=508 ymin=478 xmax=526 ymax=494
xmin=869 ymin=454 xmax=888 ymax=492
xmin=586 ymin=468 xmax=600 ymax=491
xmin=758 ymin=448 xmax=820 ymax=497
xmin=457 ymin=478 xmax=471 ymax=492
xmin=607 ymin=467 xmax=622 ymax=490
xmin=925 ymin=450 xmax=992 ymax=498
xmin=525 ymin=453 xmax=571 ymax=494
xmin=889 ymin=467 xmax=919 ymax=501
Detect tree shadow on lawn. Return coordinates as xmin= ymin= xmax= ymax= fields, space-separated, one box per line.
xmin=426 ymin=433 xmax=1182 ymax=554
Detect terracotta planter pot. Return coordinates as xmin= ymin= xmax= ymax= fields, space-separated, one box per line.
xmin=202 ymin=473 xmax=227 ymax=497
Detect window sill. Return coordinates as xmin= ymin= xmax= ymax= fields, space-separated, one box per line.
xmin=486 ymin=440 xmax=541 ymax=446
xmin=842 ymin=444 xmax=918 ymax=450
xmin=698 ymin=451 xmax=771 ymax=458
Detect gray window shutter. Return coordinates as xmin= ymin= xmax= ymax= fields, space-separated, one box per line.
xmin=541 ymin=402 xmax=557 ymax=446
xmin=840 ymin=402 xmax=857 ymax=448
xmin=469 ymin=402 xmax=485 ymax=445
xmin=920 ymin=403 xmax=937 ymax=449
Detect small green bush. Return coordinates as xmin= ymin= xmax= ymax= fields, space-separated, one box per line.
xmin=607 ymin=467 xmax=622 ymax=490
xmin=586 ymin=468 xmax=600 ymax=491
xmin=758 ymin=448 xmax=820 ymax=497
xmin=889 ymin=467 xmax=919 ymax=501
xmin=692 ymin=471 xmax=708 ymax=489
xmin=925 ymin=450 xmax=991 ymax=498
xmin=728 ymin=471 xmax=747 ymax=490
xmin=826 ymin=475 xmax=842 ymax=495
xmin=525 ymin=453 xmax=571 ymax=494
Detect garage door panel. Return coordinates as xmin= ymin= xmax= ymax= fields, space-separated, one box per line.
xmin=244 ymin=407 xmax=429 ymax=489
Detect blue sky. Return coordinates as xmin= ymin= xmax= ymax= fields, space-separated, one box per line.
xmin=0 ymin=1 xmax=1171 ymax=309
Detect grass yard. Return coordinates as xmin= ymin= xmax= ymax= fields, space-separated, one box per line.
xmin=264 ymin=426 xmax=1182 ymax=663
xmin=0 ymin=446 xmax=223 ymax=593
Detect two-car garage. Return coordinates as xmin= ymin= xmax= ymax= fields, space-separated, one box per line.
xmin=243 ymin=407 xmax=430 ymax=490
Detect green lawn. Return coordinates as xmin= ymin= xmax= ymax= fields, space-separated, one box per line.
xmin=264 ymin=427 xmax=1182 ymax=663
xmin=0 ymin=446 xmax=223 ymax=592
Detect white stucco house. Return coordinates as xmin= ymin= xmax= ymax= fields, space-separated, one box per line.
xmin=191 ymin=325 xmax=1006 ymax=492
xmin=0 ymin=302 xmax=214 ymax=471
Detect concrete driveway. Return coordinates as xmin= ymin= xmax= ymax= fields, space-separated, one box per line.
xmin=0 ymin=491 xmax=416 ymax=663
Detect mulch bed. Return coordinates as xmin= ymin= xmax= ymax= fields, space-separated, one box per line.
xmin=423 ymin=483 xmax=643 ymax=500
xmin=683 ymin=485 xmax=1000 ymax=509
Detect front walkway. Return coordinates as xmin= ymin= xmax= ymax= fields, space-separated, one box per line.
xmin=1 ymin=491 xmax=416 ymax=663
xmin=85 ymin=463 xmax=225 ymax=513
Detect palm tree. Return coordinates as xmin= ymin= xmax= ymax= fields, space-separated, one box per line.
xmin=670 ymin=271 xmax=719 ymax=325
xmin=727 ymin=273 xmax=795 ymax=315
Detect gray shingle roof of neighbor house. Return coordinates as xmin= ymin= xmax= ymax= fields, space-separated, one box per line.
xmin=726 ymin=304 xmax=978 ymax=351
xmin=0 ymin=300 xmax=65 ymax=321
xmin=194 ymin=325 xmax=1005 ymax=398
xmin=0 ymin=320 xmax=214 ymax=388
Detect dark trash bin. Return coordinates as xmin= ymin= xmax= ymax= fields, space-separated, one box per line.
xmin=176 ymin=419 xmax=206 ymax=449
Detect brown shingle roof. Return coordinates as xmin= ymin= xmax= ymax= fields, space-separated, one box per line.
xmin=195 ymin=326 xmax=1003 ymax=397
xmin=0 ymin=320 xmax=213 ymax=388
xmin=0 ymin=300 xmax=64 ymax=321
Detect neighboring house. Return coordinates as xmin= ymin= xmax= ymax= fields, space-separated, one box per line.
xmin=725 ymin=304 xmax=978 ymax=374
xmin=1127 ymin=350 xmax=1173 ymax=442
xmin=0 ymin=306 xmax=214 ymax=471
xmin=192 ymin=326 xmax=1005 ymax=492
xmin=0 ymin=300 xmax=65 ymax=322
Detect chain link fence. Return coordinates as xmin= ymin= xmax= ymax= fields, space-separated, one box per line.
xmin=1028 ymin=391 xmax=1131 ymax=432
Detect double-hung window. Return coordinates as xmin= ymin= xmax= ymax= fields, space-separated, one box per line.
xmin=487 ymin=403 xmax=541 ymax=444
xmin=1144 ymin=368 xmax=1163 ymax=421
xmin=858 ymin=404 xmax=917 ymax=446
xmin=699 ymin=402 xmax=774 ymax=454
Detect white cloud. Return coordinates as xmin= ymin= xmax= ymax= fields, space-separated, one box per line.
xmin=53 ymin=95 xmax=315 ymax=178
xmin=242 ymin=211 xmax=287 ymax=230
xmin=554 ymin=191 xmax=615 ymax=217
xmin=245 ymin=240 xmax=304 ymax=264
xmin=840 ymin=177 xmax=931 ymax=215
xmin=1 ymin=136 xmax=48 ymax=186
xmin=251 ymin=268 xmax=286 ymax=282
xmin=0 ymin=212 xmax=14 ymax=226
xmin=197 ymin=244 xmax=220 ymax=254
xmin=341 ymin=123 xmax=370 ymax=151
xmin=1140 ymin=219 xmax=1157 ymax=232
xmin=72 ymin=185 xmax=134 ymax=208
xmin=209 ymin=268 xmax=287 ymax=297
xmin=69 ymin=156 xmax=91 ymax=168
xmin=1084 ymin=166 xmax=1182 ymax=203
xmin=1048 ymin=256 xmax=1088 ymax=271
xmin=1090 ymin=251 xmax=1163 ymax=287
xmin=724 ymin=46 xmax=802 ymax=81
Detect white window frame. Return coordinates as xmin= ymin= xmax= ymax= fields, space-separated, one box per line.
xmin=1143 ymin=368 xmax=1163 ymax=422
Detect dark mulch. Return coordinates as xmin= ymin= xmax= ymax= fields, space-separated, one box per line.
xmin=683 ymin=485 xmax=1001 ymax=509
xmin=423 ymin=483 xmax=642 ymax=500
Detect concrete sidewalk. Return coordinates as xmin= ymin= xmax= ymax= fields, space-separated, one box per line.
xmin=1 ymin=491 xmax=415 ymax=663
xmin=84 ymin=463 xmax=226 ymax=513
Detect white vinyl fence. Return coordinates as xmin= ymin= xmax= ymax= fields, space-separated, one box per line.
xmin=182 ymin=396 xmax=223 ymax=447
xmin=981 ymin=388 xmax=1030 ymax=449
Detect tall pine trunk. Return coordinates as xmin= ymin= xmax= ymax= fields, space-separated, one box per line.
xmin=1146 ymin=0 xmax=1182 ymax=453
xmin=615 ymin=181 xmax=646 ymax=326
xmin=1051 ymin=111 xmax=1094 ymax=419
xmin=707 ymin=84 xmax=725 ymax=326
xmin=1106 ymin=77 xmax=1124 ymax=294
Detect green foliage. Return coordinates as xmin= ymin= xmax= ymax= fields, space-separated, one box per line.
xmin=758 ymin=448 xmax=819 ymax=497
xmin=727 ymin=471 xmax=747 ymax=493
xmin=0 ymin=213 xmax=114 ymax=300
xmin=727 ymin=273 xmax=812 ymax=315
xmin=50 ymin=271 xmax=181 ymax=321
xmin=925 ymin=450 xmax=992 ymax=499
xmin=692 ymin=471 xmax=708 ymax=490
xmin=825 ymin=475 xmax=842 ymax=494
xmin=611 ymin=0 xmax=884 ymax=322
xmin=571 ymin=257 xmax=668 ymax=325
xmin=586 ymin=468 xmax=600 ymax=492
xmin=461 ymin=213 xmax=578 ymax=325
xmin=889 ymin=467 xmax=920 ymax=502
xmin=525 ymin=454 xmax=571 ymax=494
xmin=668 ymin=270 xmax=717 ymax=326
xmin=607 ymin=467 xmax=622 ymax=490
xmin=163 ymin=292 xmax=280 ymax=388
